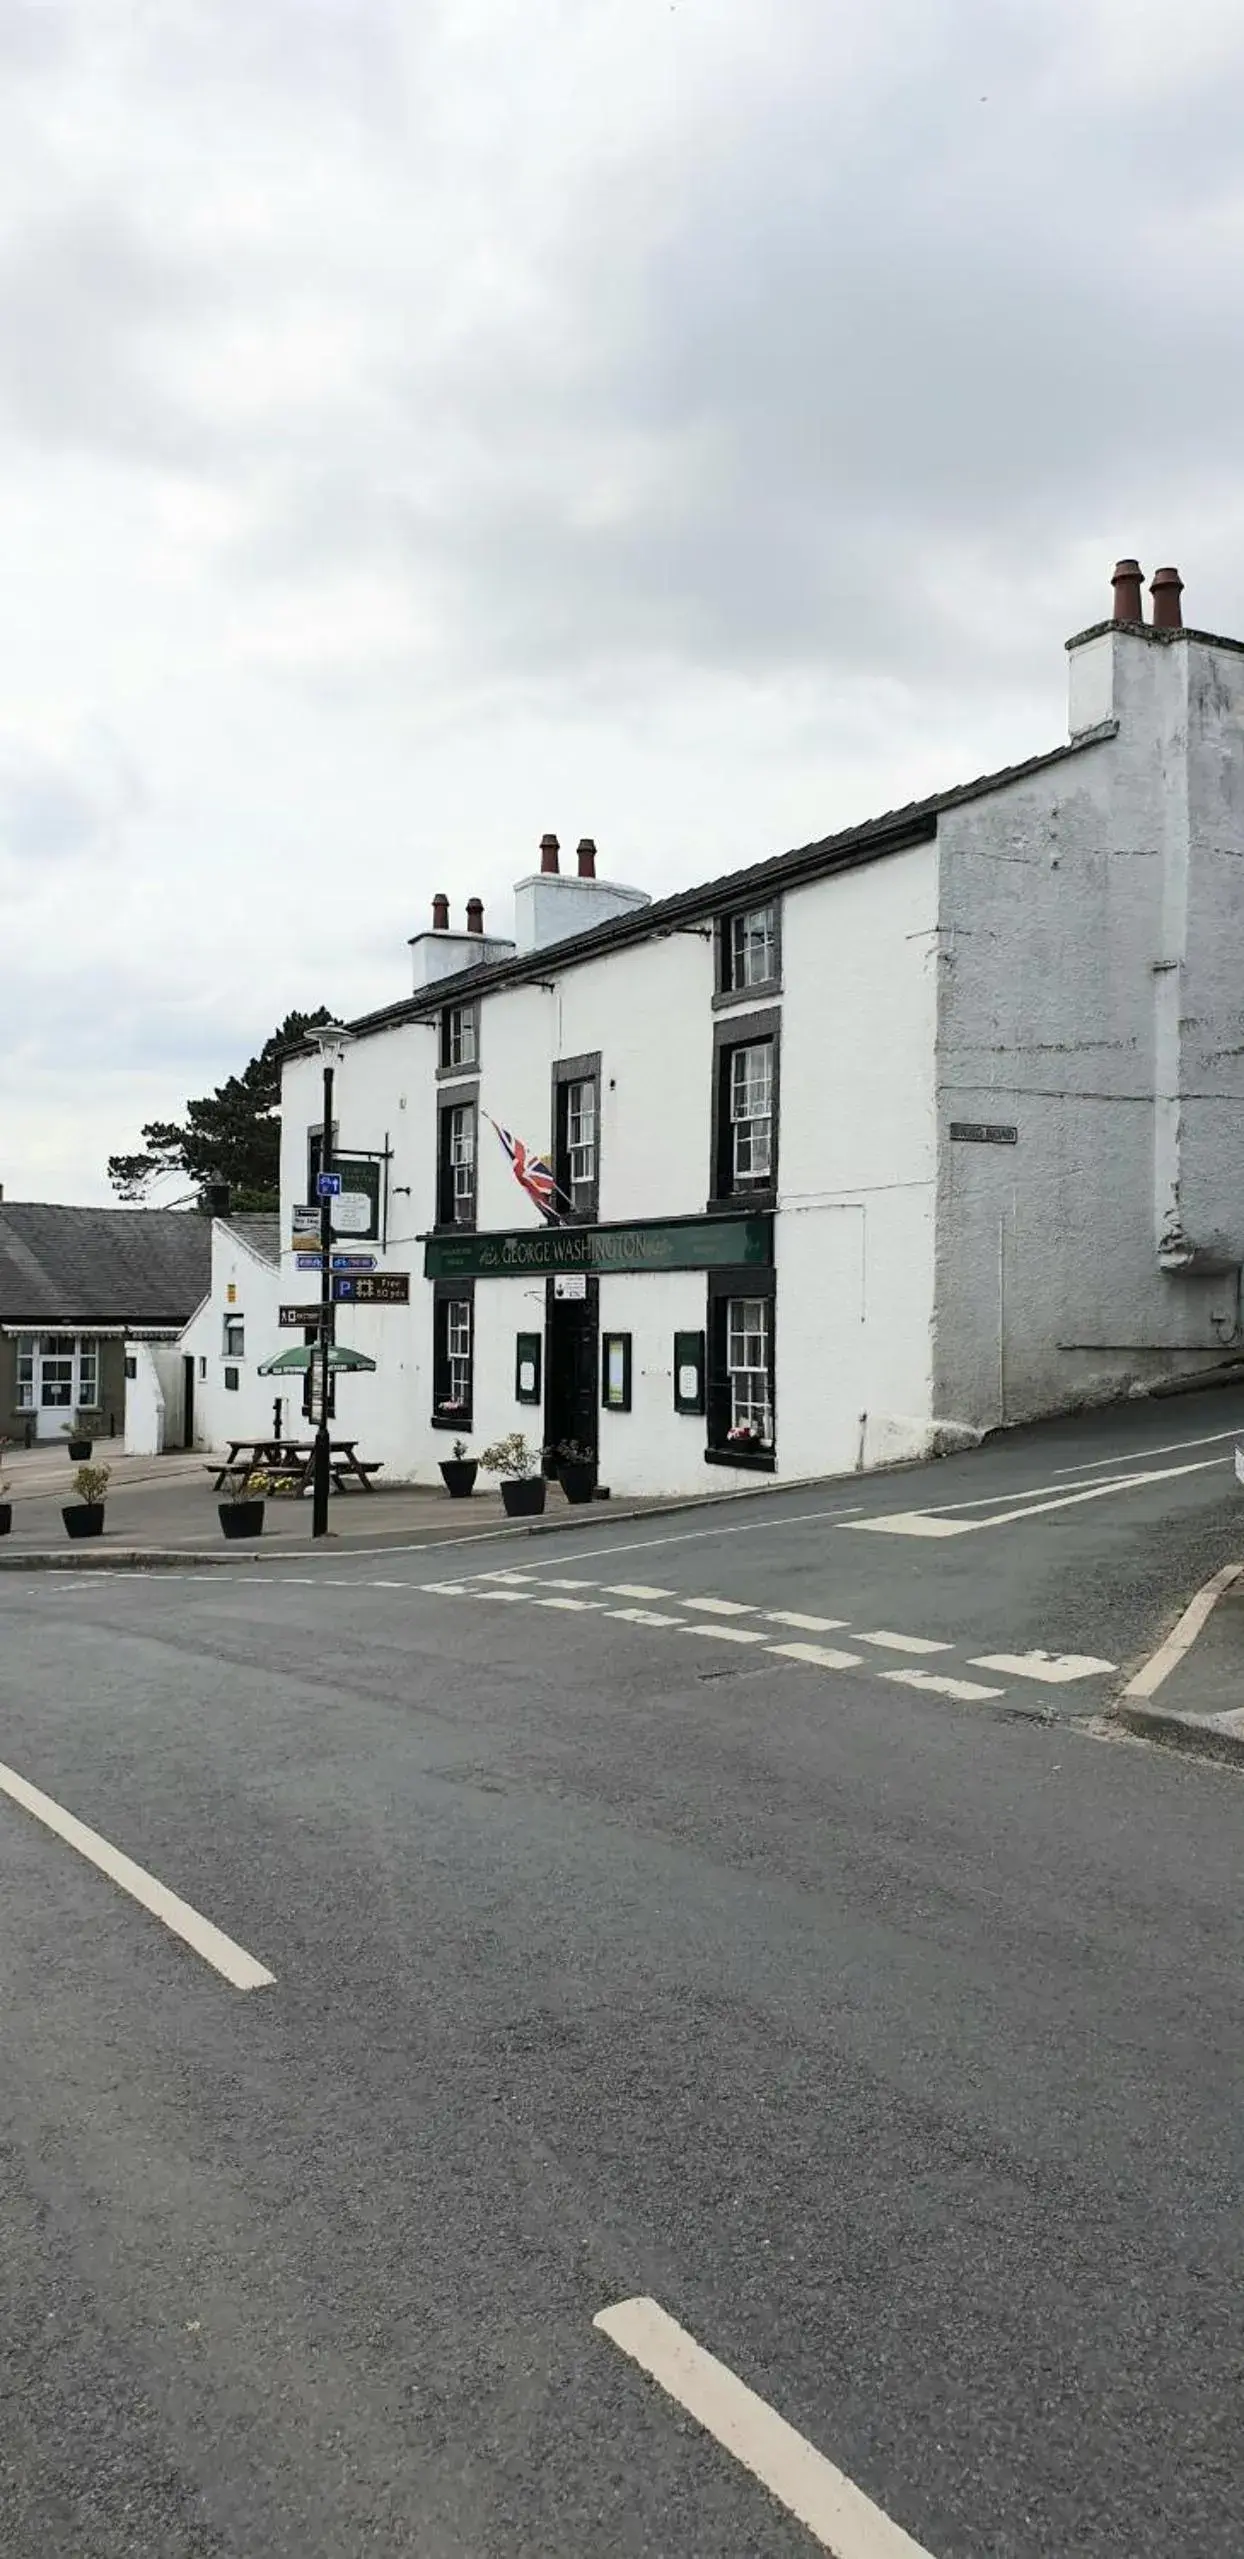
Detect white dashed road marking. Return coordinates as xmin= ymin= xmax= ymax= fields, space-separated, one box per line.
xmin=880 ymin=1669 xmax=1004 ymax=1703
xmin=682 ymin=1595 xmax=755 ymax=1616
xmin=770 ymin=1641 xmax=865 ymax=1672
xmin=595 ymin=2296 xmax=937 ymax=2557
xmin=604 ymin=1583 xmax=677 ymax=1600
xmin=683 ymin=1623 xmax=770 ymax=1645
xmin=763 ymin=1609 xmax=850 ymax=1633
xmin=970 ymin=1649 xmax=1117 ymax=1683
xmin=856 ymin=1630 xmax=953 ymax=1656
xmin=534 ymin=1596 xmax=603 ymax=1612
xmin=0 ymin=1760 xmax=274 ymax=1993
xmin=606 ymin=1608 xmax=683 ymax=1627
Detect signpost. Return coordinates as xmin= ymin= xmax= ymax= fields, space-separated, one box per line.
xmin=316 ymin=1172 xmax=343 ymax=1197
xmin=332 ymin=1272 xmax=410 ymax=1305
xmin=279 ymin=1303 xmax=324 ymax=1329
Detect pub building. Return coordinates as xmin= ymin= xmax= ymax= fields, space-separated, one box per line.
xmin=275 ymin=565 xmax=1244 ymax=1495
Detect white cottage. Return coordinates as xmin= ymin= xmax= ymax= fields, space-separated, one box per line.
xmin=263 ymin=559 xmax=1244 ymax=1496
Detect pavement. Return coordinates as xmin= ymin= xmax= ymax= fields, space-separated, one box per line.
xmin=3 ymin=1393 xmax=1244 ymax=2555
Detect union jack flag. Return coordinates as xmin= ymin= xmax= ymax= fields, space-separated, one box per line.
xmin=488 ymin=1117 xmax=559 ymax=1222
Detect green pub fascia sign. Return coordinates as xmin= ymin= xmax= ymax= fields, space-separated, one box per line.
xmin=423 ymin=1211 xmax=773 ymax=1282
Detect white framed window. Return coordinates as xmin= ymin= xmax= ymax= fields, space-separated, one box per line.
xmin=223 ymin=1315 xmax=245 ymax=1359
xmin=566 ymin=1078 xmax=596 ymax=1211
xmin=726 ymin=1296 xmax=773 ymax=1442
xmin=449 ymin=1105 xmax=475 ymax=1222
xmin=729 ymin=1042 xmax=773 ymax=1182
xmin=444 ymin=1003 xmax=477 ymax=1069
xmin=39 ymin=1338 xmax=75 ymax=1411
xmin=15 ymin=1335 xmax=35 ymax=1410
xmin=728 ymin=904 xmax=777 ymax=991
xmin=447 ymin=1299 xmax=472 ymax=1404
xmin=76 ymin=1339 xmax=100 ymax=1409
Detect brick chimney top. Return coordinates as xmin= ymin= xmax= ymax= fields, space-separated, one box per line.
xmin=576 ymin=836 xmax=597 ymax=879
xmin=431 ymin=892 xmax=449 ymax=931
xmin=1111 ymin=559 xmax=1144 ymax=623
xmin=539 ymin=832 xmax=560 ymax=875
xmin=1151 ymin=565 xmax=1184 ymax=631
xmin=466 ymin=897 xmax=484 ymax=934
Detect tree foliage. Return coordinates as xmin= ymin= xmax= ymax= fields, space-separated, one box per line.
xmin=108 ymin=1008 xmax=333 ymax=1210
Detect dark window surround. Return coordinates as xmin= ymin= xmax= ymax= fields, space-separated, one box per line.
xmin=704 ymin=1264 xmax=776 ymax=1472
xmin=437 ymin=998 xmax=481 ymax=1079
xmin=551 ymin=1049 xmax=601 ymax=1224
xmin=708 ymin=1008 xmax=780 ymax=1213
xmin=434 ymin=1081 xmax=480 ymax=1231
xmin=713 ymin=897 xmax=782 ymax=1007
xmin=601 ymin=1331 xmax=632 ymax=1413
xmin=431 ymin=1277 xmax=475 ymax=1428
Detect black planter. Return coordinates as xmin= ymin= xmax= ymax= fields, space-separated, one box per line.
xmin=558 ymin=1462 xmax=596 ymax=1505
xmin=0 ymin=1502 xmax=11 ymax=1537
xmin=500 ymin=1476 xmax=546 ymax=1518
xmin=440 ymin=1459 xmax=478 ymax=1498
xmin=67 ymin=1438 xmax=93 ymax=1462
xmin=63 ymin=1503 xmax=104 ymax=1540
xmin=220 ymin=1500 xmax=266 ymax=1540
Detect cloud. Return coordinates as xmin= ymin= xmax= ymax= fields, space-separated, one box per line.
xmin=4 ymin=0 xmax=1244 ymax=1199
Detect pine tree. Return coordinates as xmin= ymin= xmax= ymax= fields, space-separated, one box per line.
xmin=107 ymin=1009 xmax=333 ymax=1210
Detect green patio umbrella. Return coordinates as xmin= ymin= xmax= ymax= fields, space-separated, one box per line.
xmin=257 ymin=1343 xmax=377 ymax=1375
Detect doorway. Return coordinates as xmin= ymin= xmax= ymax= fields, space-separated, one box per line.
xmin=183 ymin=1355 xmax=196 ymax=1450
xmin=544 ymin=1279 xmax=599 ymax=1469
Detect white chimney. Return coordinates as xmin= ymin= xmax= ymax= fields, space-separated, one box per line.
xmin=408 ymin=892 xmax=514 ymax=992
xmin=513 ymin=833 xmax=649 ymax=955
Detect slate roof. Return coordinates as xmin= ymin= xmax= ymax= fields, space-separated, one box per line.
xmin=0 ymin=1204 xmax=214 ymax=1328
xmin=230 ymin=1215 xmax=280 ymax=1268
xmin=319 ymin=719 xmax=1118 ymax=1051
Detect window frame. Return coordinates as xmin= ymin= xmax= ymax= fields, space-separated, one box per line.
xmin=222 ymin=1314 xmax=246 ymax=1360
xmin=15 ymin=1334 xmax=35 ymax=1411
xmin=709 ymin=1010 xmax=780 ymax=1209
xmin=438 ymin=999 xmax=480 ymax=1076
xmin=431 ymin=1279 xmax=475 ymax=1427
xmin=552 ymin=1051 xmax=601 ymax=1224
xmin=714 ymin=897 xmax=781 ymax=1004
xmin=435 ymin=1084 xmax=479 ymax=1229
xmin=704 ymin=1266 xmax=776 ymax=1470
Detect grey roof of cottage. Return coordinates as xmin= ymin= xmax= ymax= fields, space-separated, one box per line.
xmin=0 ymin=1204 xmax=214 ymax=1327
xmin=311 ymin=719 xmax=1118 ymax=1052
xmin=230 ymin=1214 xmax=280 ymax=1268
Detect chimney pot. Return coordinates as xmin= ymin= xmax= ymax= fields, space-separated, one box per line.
xmin=1111 ymin=558 xmax=1144 ymax=623
xmin=432 ymin=892 xmax=450 ymax=931
xmin=576 ymin=836 xmax=597 ymax=880
xmin=539 ymin=832 xmax=560 ymax=875
xmin=466 ymin=897 xmax=484 ymax=934
xmin=1150 ymin=565 xmax=1184 ymax=631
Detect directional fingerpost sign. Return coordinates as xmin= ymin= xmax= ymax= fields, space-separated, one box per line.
xmin=317 ymin=1172 xmax=343 ymax=1197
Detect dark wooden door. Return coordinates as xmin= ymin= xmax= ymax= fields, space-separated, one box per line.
xmin=544 ymin=1282 xmax=598 ymax=1465
xmin=182 ymin=1355 xmax=195 ymax=1450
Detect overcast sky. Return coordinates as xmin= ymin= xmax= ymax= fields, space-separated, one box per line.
xmin=4 ymin=0 xmax=1244 ymax=1201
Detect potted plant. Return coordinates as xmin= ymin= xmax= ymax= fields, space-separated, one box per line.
xmin=551 ymin=1438 xmax=597 ymax=1505
xmin=439 ymin=1438 xmax=478 ymax=1499
xmin=218 ymin=1469 xmax=269 ymax=1541
xmin=62 ymin=1462 xmax=110 ymax=1540
xmin=479 ymin=1432 xmax=547 ymax=1518
xmin=0 ymin=1438 xmax=11 ymax=1538
xmin=726 ymin=1420 xmax=769 ymax=1454
xmin=63 ymin=1410 xmax=94 ymax=1462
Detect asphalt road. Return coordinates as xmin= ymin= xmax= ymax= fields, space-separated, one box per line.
xmin=2 ymin=1393 xmax=1243 ymax=2556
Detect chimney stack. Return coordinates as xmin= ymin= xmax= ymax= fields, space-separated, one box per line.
xmin=466 ymin=897 xmax=484 ymax=935
xmin=539 ymin=832 xmax=560 ymax=875
xmin=1111 ymin=558 xmax=1144 ymax=623
xmin=431 ymin=892 xmax=450 ymax=931
xmin=576 ymin=836 xmax=597 ymax=879
xmin=1151 ymin=566 xmax=1184 ymax=631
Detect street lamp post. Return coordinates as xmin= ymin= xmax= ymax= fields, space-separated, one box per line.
xmin=309 ymin=1022 xmax=352 ymax=1540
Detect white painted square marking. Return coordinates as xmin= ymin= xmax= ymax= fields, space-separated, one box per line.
xmin=857 ymin=1630 xmax=953 ymax=1655
xmin=970 ymin=1649 xmax=1116 ymax=1683
xmin=681 ymin=1595 xmax=754 ymax=1615
xmin=371 ymin=1579 xmax=412 ymax=1588
xmin=475 ymin=1590 xmax=529 ymax=1603
xmin=533 ymin=1596 xmax=603 ymax=1612
xmin=418 ymin=1581 xmax=474 ymax=1595
xmin=763 ymin=1609 xmax=850 ymax=1632
xmin=681 ymin=1623 xmax=770 ymax=1645
xmin=881 ymin=1669 xmax=1004 ymax=1702
xmin=769 ymin=1641 xmax=864 ymax=1671
xmin=604 ymin=1583 xmax=677 ymax=1600
xmin=532 ymin=1576 xmax=598 ymax=1590
xmin=605 ymin=1608 xmax=683 ymax=1627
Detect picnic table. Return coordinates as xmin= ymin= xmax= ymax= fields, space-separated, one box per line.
xmin=209 ymin=1439 xmax=382 ymax=1497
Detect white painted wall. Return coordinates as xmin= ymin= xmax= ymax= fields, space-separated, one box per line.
xmin=178 ymin=1224 xmax=284 ymax=1449
xmin=933 ymin=624 xmax=1244 ymax=1429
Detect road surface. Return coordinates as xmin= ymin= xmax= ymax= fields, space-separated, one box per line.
xmin=2 ymin=1393 xmax=1243 ymax=2555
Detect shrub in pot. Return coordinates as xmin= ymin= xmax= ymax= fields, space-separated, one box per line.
xmin=218 ymin=1469 xmax=269 ymax=1541
xmin=551 ymin=1438 xmax=597 ymax=1504
xmin=479 ymin=1432 xmax=546 ymax=1518
xmin=62 ymin=1409 xmax=94 ymax=1462
xmin=439 ymin=1437 xmax=478 ymax=1498
xmin=62 ymin=1462 xmax=110 ymax=1541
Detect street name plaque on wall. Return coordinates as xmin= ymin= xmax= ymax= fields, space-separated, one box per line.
xmin=949 ymin=1121 xmax=1018 ymax=1146
xmin=423 ymin=1211 xmax=774 ymax=1282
